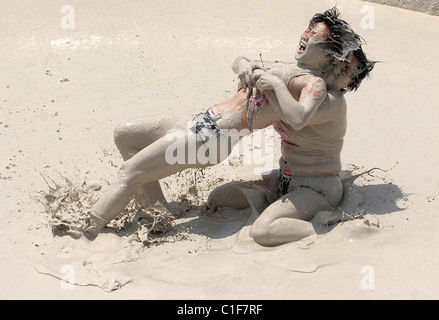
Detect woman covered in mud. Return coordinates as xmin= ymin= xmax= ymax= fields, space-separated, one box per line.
xmin=85 ymin=8 xmax=375 ymax=245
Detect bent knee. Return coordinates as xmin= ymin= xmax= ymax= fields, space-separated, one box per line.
xmin=113 ymin=121 xmax=131 ymax=147
xmin=250 ymin=219 xmax=274 ymax=246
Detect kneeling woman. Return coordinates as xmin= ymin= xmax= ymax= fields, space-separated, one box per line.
xmin=86 ymin=8 xmax=374 ymax=246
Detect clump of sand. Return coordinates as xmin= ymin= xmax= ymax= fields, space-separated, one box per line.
xmin=34 ymin=173 xmax=175 ymax=243
xmin=33 ymin=167 xmax=226 ymax=246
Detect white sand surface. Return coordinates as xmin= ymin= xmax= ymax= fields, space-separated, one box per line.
xmin=1 ymin=0 xmax=439 ymax=299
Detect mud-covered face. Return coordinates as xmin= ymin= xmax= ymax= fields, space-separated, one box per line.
xmin=326 ymin=56 xmax=361 ymax=91
xmin=295 ymin=22 xmax=333 ymax=67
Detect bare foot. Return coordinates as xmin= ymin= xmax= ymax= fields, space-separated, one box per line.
xmin=84 ymin=212 xmax=108 ymax=239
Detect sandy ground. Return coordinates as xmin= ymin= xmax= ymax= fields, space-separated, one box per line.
xmin=1 ymin=0 xmax=439 ymax=300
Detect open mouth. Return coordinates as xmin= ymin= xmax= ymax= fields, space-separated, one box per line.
xmin=298 ymin=39 xmax=307 ymax=52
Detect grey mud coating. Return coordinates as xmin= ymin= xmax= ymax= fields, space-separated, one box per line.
xmin=87 ymin=8 xmax=374 ymax=247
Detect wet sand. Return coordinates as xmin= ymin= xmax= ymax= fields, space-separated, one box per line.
xmin=1 ymin=0 xmax=439 ymax=299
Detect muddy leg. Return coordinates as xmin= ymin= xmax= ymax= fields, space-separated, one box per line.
xmin=87 ymin=126 xmax=230 ymax=237
xmin=113 ymin=115 xmax=187 ymax=212
xmin=250 ymin=188 xmax=333 ymax=246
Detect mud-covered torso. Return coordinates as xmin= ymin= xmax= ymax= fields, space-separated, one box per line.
xmin=274 ymin=96 xmax=347 ymax=177
xmin=213 ymin=62 xmax=311 ymax=132
xmin=213 ymin=62 xmax=347 ymax=177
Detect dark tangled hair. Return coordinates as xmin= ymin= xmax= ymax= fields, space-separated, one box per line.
xmin=346 ymin=47 xmax=376 ymax=92
xmin=309 ymin=7 xmax=376 ymax=92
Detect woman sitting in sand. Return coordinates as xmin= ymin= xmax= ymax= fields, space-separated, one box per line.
xmin=85 ymin=8 xmax=375 ymax=246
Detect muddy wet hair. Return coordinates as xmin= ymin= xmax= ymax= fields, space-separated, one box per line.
xmin=344 ymin=47 xmax=376 ymax=92
xmin=309 ymin=7 xmax=361 ymax=61
xmin=310 ymin=7 xmax=375 ymax=91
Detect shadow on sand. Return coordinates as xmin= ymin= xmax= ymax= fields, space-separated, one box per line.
xmin=179 ymin=167 xmax=408 ymax=243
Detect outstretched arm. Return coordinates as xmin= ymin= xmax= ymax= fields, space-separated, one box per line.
xmin=256 ymin=74 xmax=327 ymax=131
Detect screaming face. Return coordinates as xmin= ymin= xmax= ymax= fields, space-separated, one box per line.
xmin=294 ymin=22 xmax=333 ymax=67
xmin=296 ymin=8 xmax=375 ymax=92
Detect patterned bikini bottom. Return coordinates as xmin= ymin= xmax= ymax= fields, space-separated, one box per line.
xmin=189 ymin=108 xmax=222 ymax=142
xmin=277 ymin=170 xmax=343 ymax=208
